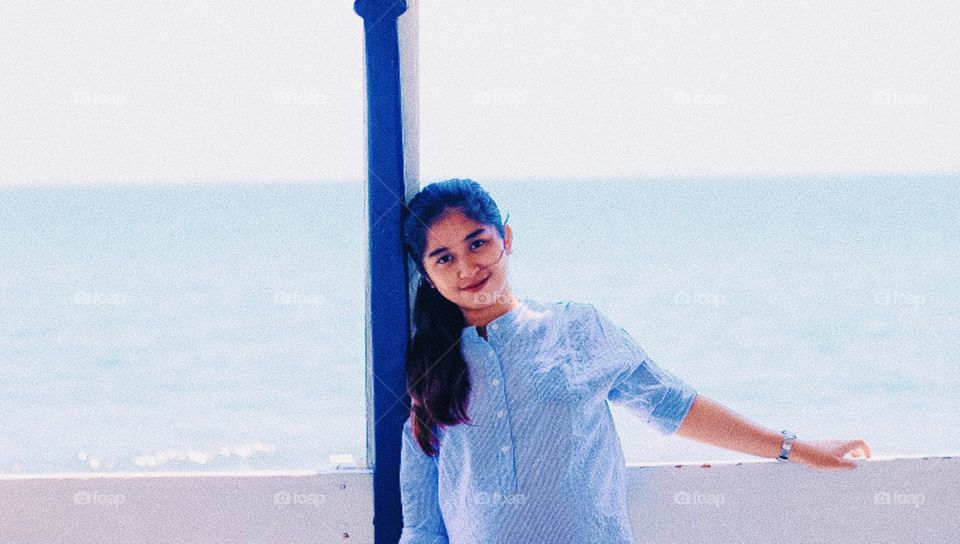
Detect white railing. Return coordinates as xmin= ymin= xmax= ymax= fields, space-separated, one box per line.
xmin=2 ymin=456 xmax=956 ymax=543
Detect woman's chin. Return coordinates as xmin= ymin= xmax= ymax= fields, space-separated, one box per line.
xmin=461 ymin=284 xmax=508 ymax=307
xmin=459 ymin=292 xmax=491 ymax=308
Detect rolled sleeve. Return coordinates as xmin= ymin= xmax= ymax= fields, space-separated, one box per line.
xmin=607 ymin=356 xmax=698 ymax=435
xmin=399 ymin=416 xmax=449 ymax=544
xmin=588 ymin=304 xmax=698 ymax=436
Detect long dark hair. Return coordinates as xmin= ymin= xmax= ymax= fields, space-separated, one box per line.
xmin=401 ymin=179 xmax=508 ymax=456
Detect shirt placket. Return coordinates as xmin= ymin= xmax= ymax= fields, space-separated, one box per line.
xmin=485 ymin=322 xmax=518 ymax=495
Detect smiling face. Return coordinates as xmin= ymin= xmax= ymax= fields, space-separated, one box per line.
xmin=421 ymin=208 xmax=515 ymax=320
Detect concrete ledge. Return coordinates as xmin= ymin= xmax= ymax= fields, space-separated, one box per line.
xmin=1 ymin=457 xmax=957 ymax=543
xmin=626 ymin=455 xmax=959 ymax=544
xmin=0 ymin=470 xmax=373 ymax=543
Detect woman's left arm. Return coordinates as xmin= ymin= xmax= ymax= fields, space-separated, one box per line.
xmin=675 ymin=394 xmax=872 ymax=471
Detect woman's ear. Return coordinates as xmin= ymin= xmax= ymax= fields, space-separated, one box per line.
xmin=504 ymin=224 xmax=513 ymax=255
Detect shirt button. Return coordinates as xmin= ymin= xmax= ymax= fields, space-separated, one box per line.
xmin=501 ymin=445 xmax=510 ymax=453
xmin=491 ymin=378 xmax=501 ymax=386
xmin=496 ymin=409 xmax=505 ymax=418
xmin=490 ymin=323 xmax=499 ymax=331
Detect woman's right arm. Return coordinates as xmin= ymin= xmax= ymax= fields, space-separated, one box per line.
xmin=398 ymin=416 xmax=449 ymax=544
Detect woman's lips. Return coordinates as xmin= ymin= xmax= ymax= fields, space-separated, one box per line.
xmin=461 ymin=276 xmax=489 ymax=292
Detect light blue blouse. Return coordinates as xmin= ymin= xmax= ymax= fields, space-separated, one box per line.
xmin=399 ymin=297 xmax=698 ymax=544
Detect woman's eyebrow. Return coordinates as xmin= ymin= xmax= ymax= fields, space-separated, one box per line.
xmin=426 ymin=228 xmax=487 ymax=258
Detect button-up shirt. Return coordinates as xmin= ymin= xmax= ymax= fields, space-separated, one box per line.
xmin=398 ymin=297 xmax=698 ymax=544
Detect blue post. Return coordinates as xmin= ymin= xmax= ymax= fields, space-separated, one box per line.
xmin=354 ymin=1 xmax=409 ymax=542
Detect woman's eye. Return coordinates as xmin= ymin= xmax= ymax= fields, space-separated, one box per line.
xmin=435 ymin=240 xmax=486 ymax=265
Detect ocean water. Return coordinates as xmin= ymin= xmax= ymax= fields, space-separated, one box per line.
xmin=1 ymin=176 xmax=958 ymax=473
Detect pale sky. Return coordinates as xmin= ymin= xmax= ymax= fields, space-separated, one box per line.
xmin=2 ymin=1 xmax=958 ymax=186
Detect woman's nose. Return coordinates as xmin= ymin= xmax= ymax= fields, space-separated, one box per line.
xmin=457 ymin=256 xmax=481 ymax=277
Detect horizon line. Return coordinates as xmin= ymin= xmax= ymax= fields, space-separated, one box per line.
xmin=2 ymin=170 xmax=959 ymax=190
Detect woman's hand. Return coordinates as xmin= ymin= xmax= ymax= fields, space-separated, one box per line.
xmin=789 ymin=438 xmax=873 ymax=471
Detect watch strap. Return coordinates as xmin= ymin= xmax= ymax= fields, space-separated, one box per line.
xmin=778 ymin=430 xmax=797 ymax=462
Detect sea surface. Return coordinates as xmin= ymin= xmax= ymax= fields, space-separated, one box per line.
xmin=1 ymin=176 xmax=958 ymax=473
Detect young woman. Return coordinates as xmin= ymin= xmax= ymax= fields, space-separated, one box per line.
xmin=398 ymin=179 xmax=872 ymax=544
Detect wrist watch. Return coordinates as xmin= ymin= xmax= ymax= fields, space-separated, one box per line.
xmin=778 ymin=430 xmax=797 ymax=462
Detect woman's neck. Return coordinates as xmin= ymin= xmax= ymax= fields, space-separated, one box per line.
xmin=462 ymin=293 xmax=520 ymax=329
